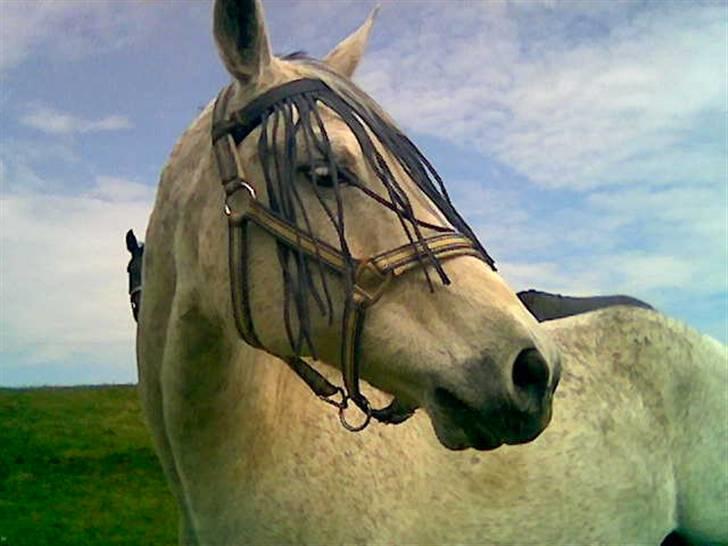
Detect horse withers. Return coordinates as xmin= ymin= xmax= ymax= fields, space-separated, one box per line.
xmin=134 ymin=1 xmax=727 ymax=544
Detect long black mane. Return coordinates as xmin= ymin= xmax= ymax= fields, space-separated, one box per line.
xmin=241 ymin=56 xmax=495 ymax=357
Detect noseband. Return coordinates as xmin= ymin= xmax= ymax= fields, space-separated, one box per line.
xmin=211 ymin=78 xmax=493 ymax=431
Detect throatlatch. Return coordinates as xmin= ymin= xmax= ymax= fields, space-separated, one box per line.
xmin=211 ymin=77 xmax=494 ymax=431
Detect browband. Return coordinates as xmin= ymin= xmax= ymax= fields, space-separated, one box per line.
xmin=212 ymin=79 xmax=331 ymax=145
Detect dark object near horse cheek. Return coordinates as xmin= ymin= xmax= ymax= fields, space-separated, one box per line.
xmin=125 ymin=229 xmax=144 ymax=323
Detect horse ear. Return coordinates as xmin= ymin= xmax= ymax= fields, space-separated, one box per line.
xmin=213 ymin=0 xmax=273 ymax=83
xmin=126 ymin=229 xmax=138 ymax=253
xmin=323 ymin=5 xmax=379 ymax=78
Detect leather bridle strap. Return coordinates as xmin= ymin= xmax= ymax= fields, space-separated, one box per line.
xmin=212 ymin=80 xmax=488 ymax=430
xmin=225 ymin=180 xmax=480 ymax=427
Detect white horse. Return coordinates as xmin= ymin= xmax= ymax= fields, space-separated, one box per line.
xmin=137 ymin=1 xmax=727 ymax=544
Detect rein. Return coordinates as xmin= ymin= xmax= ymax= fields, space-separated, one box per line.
xmin=211 ymin=78 xmax=492 ymax=431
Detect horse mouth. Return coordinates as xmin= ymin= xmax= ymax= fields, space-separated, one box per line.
xmin=425 ymin=388 xmax=503 ymax=451
xmin=426 ymin=387 xmax=547 ymax=451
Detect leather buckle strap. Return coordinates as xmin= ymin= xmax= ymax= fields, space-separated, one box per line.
xmin=339 ymin=298 xmax=414 ymax=429
xmin=222 ymin=178 xmax=349 ymax=274
xmin=350 ymin=233 xmax=482 ymax=307
xmin=242 ymin=201 xmax=349 ymax=274
xmin=215 ymin=79 xmax=331 ymax=145
xmin=370 ymin=232 xmax=481 ymax=278
xmin=228 ymin=218 xmax=263 ymax=349
xmin=224 ymin=180 xmax=256 ymax=216
xmin=353 ymin=260 xmax=392 ymax=306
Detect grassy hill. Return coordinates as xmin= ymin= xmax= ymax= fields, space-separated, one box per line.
xmin=0 ymin=385 xmax=177 ymax=546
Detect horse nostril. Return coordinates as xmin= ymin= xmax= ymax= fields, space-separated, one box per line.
xmin=512 ymin=348 xmax=549 ymax=400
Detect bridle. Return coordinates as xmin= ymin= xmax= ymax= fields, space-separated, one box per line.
xmin=211 ymin=77 xmax=493 ymax=431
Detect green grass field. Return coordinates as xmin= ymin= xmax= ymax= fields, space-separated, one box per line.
xmin=0 ymin=385 xmax=177 ymax=546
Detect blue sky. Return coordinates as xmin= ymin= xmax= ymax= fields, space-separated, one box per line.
xmin=1 ymin=0 xmax=725 ymax=387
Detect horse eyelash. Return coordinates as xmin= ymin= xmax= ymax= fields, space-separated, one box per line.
xmin=298 ymin=163 xmax=352 ymax=188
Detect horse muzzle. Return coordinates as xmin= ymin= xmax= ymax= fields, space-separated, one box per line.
xmin=424 ymin=348 xmax=560 ymax=451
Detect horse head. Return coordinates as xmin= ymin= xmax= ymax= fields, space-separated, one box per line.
xmin=197 ymin=0 xmax=562 ymax=450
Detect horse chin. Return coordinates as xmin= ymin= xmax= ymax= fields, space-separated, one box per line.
xmin=434 ymin=426 xmax=505 ymax=452
xmin=424 ymin=387 xmax=550 ymax=452
xmin=424 ymin=388 xmax=506 ymax=452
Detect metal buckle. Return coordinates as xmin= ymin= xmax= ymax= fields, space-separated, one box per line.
xmin=224 ymin=180 xmax=257 ymax=216
xmin=339 ymin=396 xmax=372 ymax=432
xmin=318 ymin=387 xmax=372 ymax=432
xmin=318 ymin=386 xmax=347 ymax=410
xmin=354 ymin=260 xmax=392 ymax=306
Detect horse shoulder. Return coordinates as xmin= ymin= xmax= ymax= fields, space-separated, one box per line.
xmin=138 ymin=102 xmax=236 ymax=543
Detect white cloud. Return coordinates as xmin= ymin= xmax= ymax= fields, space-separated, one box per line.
xmin=469 ymin=180 xmax=727 ymax=295
xmin=0 ymin=0 xmax=172 ymax=75
xmin=88 ymin=176 xmax=155 ymax=202
xmin=445 ymin=171 xmax=725 ymax=342
xmin=0 ymin=176 xmax=154 ymax=384
xmin=587 ymin=185 xmax=727 ymax=246
xmin=0 ymin=137 xmax=83 ymax=203
xmin=266 ymin=0 xmax=372 ymax=57
xmin=357 ymin=2 xmax=725 ymax=190
xmin=347 ymin=1 xmax=726 ymax=341
xmin=603 ymin=253 xmax=697 ymax=294
xmin=498 ymin=260 xmax=586 ymax=295
xmin=20 ymin=105 xmax=132 ymax=135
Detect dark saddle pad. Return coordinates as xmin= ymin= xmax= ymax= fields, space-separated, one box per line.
xmin=517 ymin=289 xmax=653 ymax=322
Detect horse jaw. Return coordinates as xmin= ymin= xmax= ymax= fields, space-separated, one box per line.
xmin=352 ymin=263 xmax=560 ymax=452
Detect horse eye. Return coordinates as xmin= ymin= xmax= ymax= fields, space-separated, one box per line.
xmin=299 ymin=164 xmax=350 ymax=188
